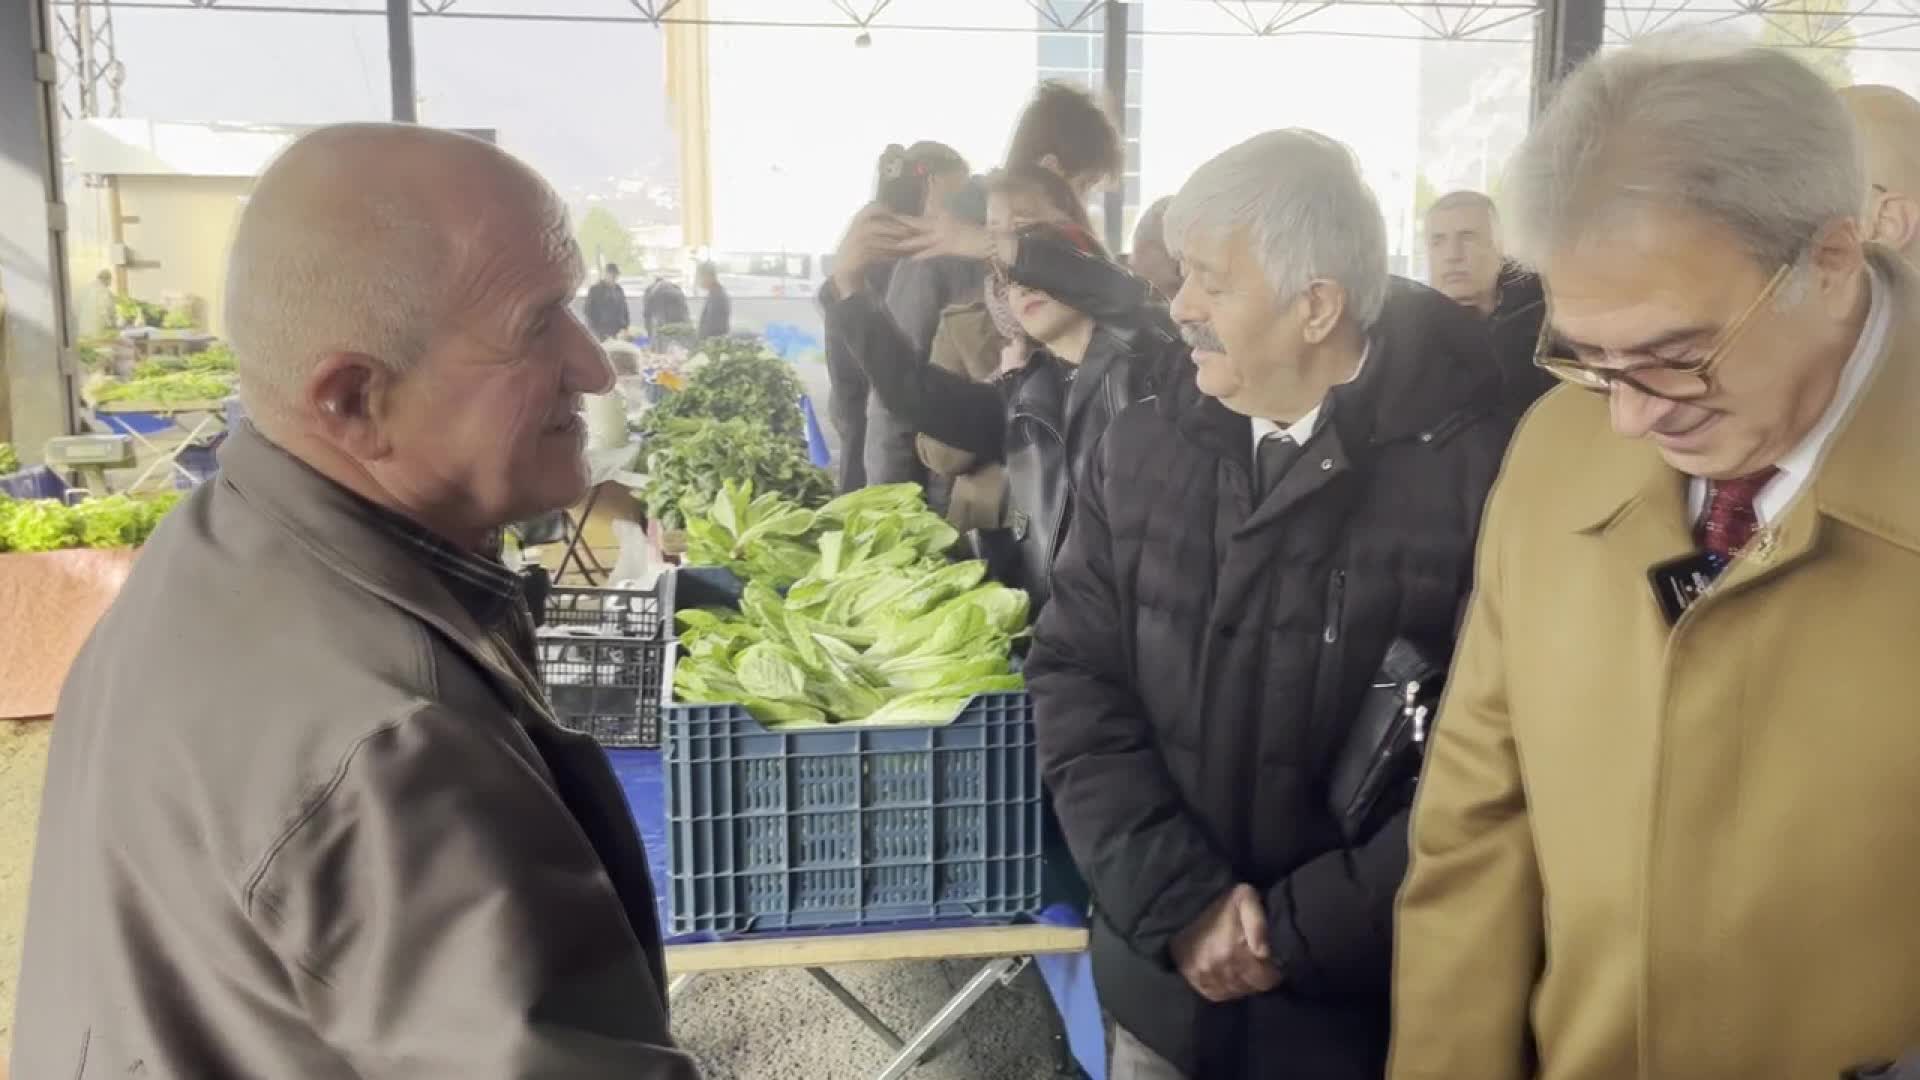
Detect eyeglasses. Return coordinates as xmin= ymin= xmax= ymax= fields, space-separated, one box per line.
xmin=1533 ymin=263 xmax=1792 ymax=401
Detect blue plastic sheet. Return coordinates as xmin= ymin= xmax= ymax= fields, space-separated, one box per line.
xmin=0 ymin=466 xmax=67 ymax=501
xmin=800 ymin=394 xmax=832 ymax=469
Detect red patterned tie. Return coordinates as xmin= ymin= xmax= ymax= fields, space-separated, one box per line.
xmin=1695 ymin=468 xmax=1779 ymax=560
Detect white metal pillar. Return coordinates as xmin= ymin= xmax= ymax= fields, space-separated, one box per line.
xmin=1 ymin=0 xmax=80 ymax=459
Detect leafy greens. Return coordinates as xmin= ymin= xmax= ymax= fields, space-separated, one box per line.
xmin=673 ymin=483 xmax=1028 ymax=729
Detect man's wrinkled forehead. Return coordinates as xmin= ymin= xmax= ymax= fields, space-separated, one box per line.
xmin=1174 ymin=225 xmax=1250 ymax=278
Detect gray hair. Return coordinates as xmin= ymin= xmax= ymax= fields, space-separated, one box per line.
xmin=1504 ymin=35 xmax=1862 ymax=278
xmin=1164 ymin=129 xmax=1389 ymax=327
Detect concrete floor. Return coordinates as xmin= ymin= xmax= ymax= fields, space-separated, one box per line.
xmin=0 ymin=720 xmax=50 ymax=1066
xmin=674 ymin=961 xmax=1072 ymax=1079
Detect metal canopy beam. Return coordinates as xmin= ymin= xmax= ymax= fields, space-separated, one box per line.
xmin=1531 ymin=0 xmax=1604 ymax=119
xmin=1102 ymin=0 xmax=1128 ymax=253
xmin=388 ymin=0 xmax=416 ymax=121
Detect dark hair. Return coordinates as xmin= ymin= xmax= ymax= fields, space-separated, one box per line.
xmin=697 ymin=261 xmax=718 ymax=281
xmin=1006 ymin=81 xmax=1123 ymax=186
xmin=604 ymin=263 xmax=621 ymax=276
xmin=906 ymin=140 xmax=969 ymax=177
xmin=986 ymin=165 xmax=1106 ymax=258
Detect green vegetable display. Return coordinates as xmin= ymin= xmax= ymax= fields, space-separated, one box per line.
xmin=674 ymin=484 xmax=1028 ymax=729
xmin=0 ymin=443 xmax=18 ymax=475
xmin=93 ymin=369 xmax=236 ymax=405
xmin=638 ymin=339 xmax=805 ymax=442
xmin=0 ymin=491 xmax=181 ymax=553
xmin=133 ymin=344 xmax=236 ymax=380
xmin=638 ymin=416 xmax=829 ymax=530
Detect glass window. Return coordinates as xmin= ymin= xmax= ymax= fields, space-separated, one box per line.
xmin=1038 ymin=34 xmax=1090 ymax=69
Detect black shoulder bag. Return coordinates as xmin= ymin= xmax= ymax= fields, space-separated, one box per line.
xmin=1327 ymin=637 xmax=1447 ymax=847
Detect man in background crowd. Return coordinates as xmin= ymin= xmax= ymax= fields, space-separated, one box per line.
xmin=642 ymin=272 xmax=691 ymax=340
xmin=695 ymin=260 xmax=731 ymax=341
xmin=12 ymin=123 xmax=697 ymax=1079
xmin=586 ymin=261 xmax=631 ymax=342
xmin=1393 ymin=40 xmax=1920 ymax=1080
xmin=1840 ymin=84 xmax=1920 ymax=261
xmin=1031 ymin=129 xmax=1508 ymax=1079
xmin=1129 ymin=195 xmax=1182 ymax=301
xmin=1425 ymin=189 xmax=1553 ymax=417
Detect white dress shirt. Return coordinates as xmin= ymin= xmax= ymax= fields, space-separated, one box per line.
xmin=1251 ymin=344 xmax=1371 ymax=458
xmin=1686 ymin=265 xmax=1892 ymax=525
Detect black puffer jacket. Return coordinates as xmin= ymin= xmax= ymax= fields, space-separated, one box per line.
xmin=829 ymin=229 xmax=1180 ymax=608
xmin=1488 ymin=261 xmax=1553 ymax=420
xmin=1027 ymin=278 xmax=1513 ymax=1078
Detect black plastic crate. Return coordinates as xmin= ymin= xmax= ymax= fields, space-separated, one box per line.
xmin=537 ymin=634 xmax=663 ymax=746
xmin=542 ymin=584 xmax=662 ymax=638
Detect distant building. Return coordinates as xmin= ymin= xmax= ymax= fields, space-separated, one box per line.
xmin=66 ymin=119 xmax=493 ymax=336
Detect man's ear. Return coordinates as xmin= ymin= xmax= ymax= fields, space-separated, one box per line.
xmin=1299 ymin=280 xmax=1350 ymax=346
xmin=304 ymin=351 xmax=395 ymax=461
xmin=1806 ymin=215 xmax=1869 ymax=317
xmin=1869 ymin=190 xmax=1920 ymax=256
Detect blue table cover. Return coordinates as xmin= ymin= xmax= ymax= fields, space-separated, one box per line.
xmin=604 ymin=748 xmax=1106 ymax=1079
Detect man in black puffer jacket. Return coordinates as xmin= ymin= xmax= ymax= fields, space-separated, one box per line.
xmin=1028 ymin=130 xmax=1513 ymax=1079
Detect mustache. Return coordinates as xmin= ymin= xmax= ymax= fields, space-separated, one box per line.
xmin=1180 ymin=323 xmax=1226 ymax=352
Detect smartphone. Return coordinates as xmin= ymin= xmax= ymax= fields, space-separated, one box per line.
xmin=875 ymin=144 xmax=929 ymax=216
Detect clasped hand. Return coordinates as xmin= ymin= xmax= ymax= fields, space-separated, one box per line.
xmin=1169 ymin=883 xmax=1282 ymax=1004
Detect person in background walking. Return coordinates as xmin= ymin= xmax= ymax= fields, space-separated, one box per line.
xmin=586 ymin=261 xmax=631 ymax=342
xmin=1839 ymin=84 xmax=1920 ymax=262
xmin=1392 ymin=40 xmax=1920 ymax=1080
xmin=1426 ymin=189 xmax=1553 ymax=418
xmin=695 ymin=261 xmax=731 ymax=342
xmin=642 ymin=273 xmax=691 ymax=341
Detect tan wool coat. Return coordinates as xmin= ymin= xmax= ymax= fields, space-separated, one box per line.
xmin=1391 ymin=250 xmax=1920 ymax=1080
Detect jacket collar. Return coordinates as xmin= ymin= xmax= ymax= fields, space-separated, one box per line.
xmin=217 ymin=423 xmax=554 ymax=717
xmin=1558 ymin=246 xmax=1920 ymax=559
xmin=1168 ymin=276 xmax=1499 ymax=464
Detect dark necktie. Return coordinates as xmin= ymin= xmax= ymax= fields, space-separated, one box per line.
xmin=1257 ymin=432 xmax=1305 ymax=498
xmin=1695 ymin=467 xmax=1779 ymax=563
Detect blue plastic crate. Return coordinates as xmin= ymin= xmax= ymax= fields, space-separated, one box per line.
xmin=663 ymin=685 xmax=1045 ymax=936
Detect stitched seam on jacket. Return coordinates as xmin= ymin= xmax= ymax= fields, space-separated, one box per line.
xmin=239 ymin=712 xmax=415 ymax=916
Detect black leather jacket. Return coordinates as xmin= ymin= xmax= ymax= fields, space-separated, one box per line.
xmin=829 ymin=227 xmax=1183 ymax=608
xmin=996 ymin=326 xmax=1167 ymax=606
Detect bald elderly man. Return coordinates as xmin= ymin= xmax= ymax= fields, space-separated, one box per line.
xmin=12 ymin=125 xmax=699 ymax=1079
xmin=1841 ymin=84 xmax=1920 ymax=260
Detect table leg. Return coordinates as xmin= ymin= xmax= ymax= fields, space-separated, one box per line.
xmin=807 ymin=967 xmax=905 ymax=1051
xmin=556 ymin=485 xmax=606 ymax=585
xmin=873 ymin=956 xmax=1027 ymax=1080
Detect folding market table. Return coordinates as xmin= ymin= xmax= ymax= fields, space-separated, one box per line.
xmin=92 ymin=398 xmax=229 ymax=492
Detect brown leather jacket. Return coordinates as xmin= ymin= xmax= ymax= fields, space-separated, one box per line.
xmin=12 ymin=424 xmax=698 ymax=1079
